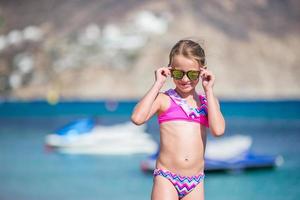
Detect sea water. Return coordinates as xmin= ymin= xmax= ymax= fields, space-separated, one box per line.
xmin=0 ymin=100 xmax=299 ymax=200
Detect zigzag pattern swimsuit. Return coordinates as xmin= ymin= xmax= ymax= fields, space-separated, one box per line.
xmin=155 ymin=89 xmax=209 ymax=199
xmin=153 ymin=169 xmax=205 ymax=198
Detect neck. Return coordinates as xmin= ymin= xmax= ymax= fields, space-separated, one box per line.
xmin=174 ymin=88 xmax=196 ymax=99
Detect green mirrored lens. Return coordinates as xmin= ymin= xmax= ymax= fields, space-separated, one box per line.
xmin=187 ymin=71 xmax=200 ymax=80
xmin=172 ymin=70 xmax=184 ymax=79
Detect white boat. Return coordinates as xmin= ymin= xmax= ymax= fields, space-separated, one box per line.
xmin=205 ymin=135 xmax=252 ymax=161
xmin=45 ymin=118 xmax=158 ymax=155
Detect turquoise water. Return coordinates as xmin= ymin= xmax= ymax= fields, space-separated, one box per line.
xmin=0 ymin=101 xmax=300 ymax=200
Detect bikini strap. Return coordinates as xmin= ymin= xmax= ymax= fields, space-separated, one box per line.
xmin=199 ymin=94 xmax=207 ymax=106
xmin=198 ymin=94 xmax=208 ymax=116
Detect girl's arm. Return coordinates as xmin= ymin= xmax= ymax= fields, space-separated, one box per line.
xmin=201 ymin=68 xmax=225 ymax=137
xmin=131 ymin=67 xmax=170 ymax=125
xmin=205 ymin=89 xmax=225 ymax=136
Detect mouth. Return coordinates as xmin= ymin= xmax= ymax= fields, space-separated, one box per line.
xmin=180 ymin=83 xmax=192 ymax=88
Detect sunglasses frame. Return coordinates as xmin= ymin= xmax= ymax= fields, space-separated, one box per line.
xmin=170 ymin=69 xmax=201 ymax=81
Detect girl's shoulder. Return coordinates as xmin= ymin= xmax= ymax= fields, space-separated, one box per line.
xmin=156 ymin=92 xmax=172 ymax=114
xmin=157 ymin=92 xmax=171 ymax=104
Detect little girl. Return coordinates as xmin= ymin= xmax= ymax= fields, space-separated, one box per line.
xmin=131 ymin=39 xmax=225 ymax=200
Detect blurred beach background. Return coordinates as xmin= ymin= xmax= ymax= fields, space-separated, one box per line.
xmin=0 ymin=0 xmax=300 ymax=200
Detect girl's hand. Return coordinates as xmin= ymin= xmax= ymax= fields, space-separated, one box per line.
xmin=200 ymin=67 xmax=215 ymax=92
xmin=155 ymin=67 xmax=171 ymax=86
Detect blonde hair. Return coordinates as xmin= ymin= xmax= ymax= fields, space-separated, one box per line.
xmin=168 ymin=39 xmax=206 ymax=67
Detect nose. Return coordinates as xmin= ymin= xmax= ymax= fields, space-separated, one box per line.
xmin=182 ymin=74 xmax=190 ymax=82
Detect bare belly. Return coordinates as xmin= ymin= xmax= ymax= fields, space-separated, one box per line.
xmin=156 ymin=121 xmax=207 ymax=176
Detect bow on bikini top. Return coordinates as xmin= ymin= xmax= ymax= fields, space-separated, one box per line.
xmin=158 ymin=89 xmax=209 ymax=127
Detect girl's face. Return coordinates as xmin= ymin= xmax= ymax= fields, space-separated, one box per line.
xmin=170 ymin=55 xmax=201 ymax=93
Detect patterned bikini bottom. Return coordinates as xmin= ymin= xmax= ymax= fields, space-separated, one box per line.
xmin=153 ymin=168 xmax=205 ymax=199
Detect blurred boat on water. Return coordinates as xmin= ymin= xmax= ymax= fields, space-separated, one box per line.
xmin=45 ymin=118 xmax=283 ymax=172
xmin=45 ymin=118 xmax=158 ymax=155
xmin=140 ymin=135 xmax=284 ymax=173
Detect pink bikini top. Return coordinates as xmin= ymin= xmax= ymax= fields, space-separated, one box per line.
xmin=158 ymin=89 xmax=209 ymax=127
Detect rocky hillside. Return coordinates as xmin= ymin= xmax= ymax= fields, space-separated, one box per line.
xmin=0 ymin=0 xmax=299 ymax=100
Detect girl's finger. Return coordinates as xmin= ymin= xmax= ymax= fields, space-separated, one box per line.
xmin=200 ymin=70 xmax=207 ymax=78
xmin=207 ymin=71 xmax=215 ymax=80
xmin=200 ymin=67 xmax=207 ymax=72
xmin=202 ymin=69 xmax=213 ymax=78
xmin=200 ymin=68 xmax=208 ymax=74
xmin=162 ymin=68 xmax=170 ymax=77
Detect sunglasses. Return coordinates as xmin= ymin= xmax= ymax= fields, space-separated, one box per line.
xmin=170 ymin=69 xmax=200 ymax=81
